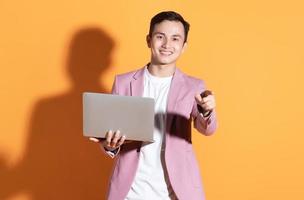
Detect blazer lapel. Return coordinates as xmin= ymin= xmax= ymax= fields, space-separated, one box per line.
xmin=166 ymin=68 xmax=186 ymax=134
xmin=130 ymin=67 xmax=145 ymax=97
xmin=130 ymin=67 xmax=146 ymax=151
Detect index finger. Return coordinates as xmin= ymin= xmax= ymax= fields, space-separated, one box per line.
xmin=105 ymin=130 xmax=114 ymax=145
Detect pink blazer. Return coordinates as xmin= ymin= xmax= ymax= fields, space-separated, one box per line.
xmin=105 ymin=66 xmax=217 ymax=200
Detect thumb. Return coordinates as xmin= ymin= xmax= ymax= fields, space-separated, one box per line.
xmin=89 ymin=137 xmax=100 ymax=143
xmin=195 ymin=93 xmax=202 ymax=103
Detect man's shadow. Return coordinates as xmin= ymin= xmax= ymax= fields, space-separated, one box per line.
xmin=0 ymin=27 xmax=115 ymax=199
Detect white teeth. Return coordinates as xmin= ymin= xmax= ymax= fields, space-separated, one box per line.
xmin=160 ymin=51 xmax=172 ymax=55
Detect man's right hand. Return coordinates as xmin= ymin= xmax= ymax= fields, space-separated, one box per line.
xmin=89 ymin=130 xmax=127 ymax=151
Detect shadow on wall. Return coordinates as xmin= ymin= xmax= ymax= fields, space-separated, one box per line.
xmin=0 ymin=27 xmax=115 ymax=200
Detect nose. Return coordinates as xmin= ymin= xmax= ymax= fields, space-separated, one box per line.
xmin=161 ymin=38 xmax=170 ymax=49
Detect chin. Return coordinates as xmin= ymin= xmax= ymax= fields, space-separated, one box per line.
xmin=157 ymin=58 xmax=176 ymax=65
xmin=152 ymin=55 xmax=178 ymax=65
xmin=157 ymin=61 xmax=174 ymax=65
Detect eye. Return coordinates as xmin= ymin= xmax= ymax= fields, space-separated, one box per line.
xmin=172 ymin=37 xmax=180 ymax=42
xmin=155 ymin=35 xmax=163 ymax=39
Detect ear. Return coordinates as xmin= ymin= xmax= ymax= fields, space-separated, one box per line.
xmin=146 ymin=35 xmax=151 ymax=48
xmin=181 ymin=42 xmax=188 ymax=53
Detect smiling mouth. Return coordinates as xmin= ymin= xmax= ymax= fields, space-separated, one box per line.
xmin=159 ymin=50 xmax=173 ymax=56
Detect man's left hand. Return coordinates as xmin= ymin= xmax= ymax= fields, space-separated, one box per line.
xmin=195 ymin=91 xmax=216 ymax=114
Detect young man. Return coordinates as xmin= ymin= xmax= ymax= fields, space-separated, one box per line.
xmin=90 ymin=11 xmax=217 ymax=200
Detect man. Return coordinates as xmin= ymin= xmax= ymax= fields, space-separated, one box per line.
xmin=90 ymin=11 xmax=218 ymax=200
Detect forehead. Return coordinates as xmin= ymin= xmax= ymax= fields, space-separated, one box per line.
xmin=152 ymin=20 xmax=185 ymax=37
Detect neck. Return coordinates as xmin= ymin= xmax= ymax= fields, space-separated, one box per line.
xmin=147 ymin=62 xmax=176 ymax=77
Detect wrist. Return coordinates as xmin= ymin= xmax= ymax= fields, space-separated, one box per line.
xmin=104 ymin=145 xmax=117 ymax=151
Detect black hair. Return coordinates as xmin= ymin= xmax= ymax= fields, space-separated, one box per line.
xmin=149 ymin=11 xmax=190 ymax=43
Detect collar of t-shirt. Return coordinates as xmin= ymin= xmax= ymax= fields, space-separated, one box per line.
xmin=144 ymin=67 xmax=173 ymax=84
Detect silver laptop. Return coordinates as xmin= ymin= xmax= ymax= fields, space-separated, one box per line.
xmin=83 ymin=92 xmax=155 ymax=142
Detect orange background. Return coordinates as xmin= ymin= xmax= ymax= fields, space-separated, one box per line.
xmin=1 ymin=1 xmax=304 ymax=200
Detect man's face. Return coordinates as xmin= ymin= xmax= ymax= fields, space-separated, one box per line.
xmin=147 ymin=20 xmax=187 ymax=66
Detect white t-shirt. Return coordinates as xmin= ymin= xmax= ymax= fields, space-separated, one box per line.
xmin=125 ymin=67 xmax=176 ymax=200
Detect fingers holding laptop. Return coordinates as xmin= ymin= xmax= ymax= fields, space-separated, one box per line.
xmin=89 ymin=130 xmax=131 ymax=151
xmin=105 ymin=130 xmax=125 ymax=150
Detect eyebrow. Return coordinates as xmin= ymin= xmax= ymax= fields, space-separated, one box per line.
xmin=153 ymin=32 xmax=183 ymax=38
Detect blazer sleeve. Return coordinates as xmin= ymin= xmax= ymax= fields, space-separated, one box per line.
xmin=191 ymin=80 xmax=218 ymax=136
